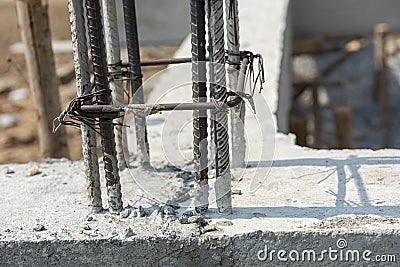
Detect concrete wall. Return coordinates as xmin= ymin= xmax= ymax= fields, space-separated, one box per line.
xmin=292 ymin=0 xmax=400 ymax=38
xmin=116 ymin=0 xmax=189 ymax=46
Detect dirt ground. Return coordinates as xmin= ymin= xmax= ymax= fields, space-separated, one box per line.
xmin=0 ymin=0 xmax=176 ymax=164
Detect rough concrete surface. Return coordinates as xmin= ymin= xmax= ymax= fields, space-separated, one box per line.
xmin=1 ymin=0 xmax=400 ymax=266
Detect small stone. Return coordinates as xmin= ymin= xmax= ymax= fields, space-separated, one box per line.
xmin=150 ymin=209 xmax=159 ymax=217
xmin=176 ymin=171 xmax=192 ymax=180
xmin=4 ymin=229 xmax=11 ymax=233
xmin=212 ymin=253 xmax=222 ymax=263
xmin=87 ymin=216 xmax=94 ymax=222
xmin=232 ymin=189 xmax=242 ymax=195
xmin=0 ymin=114 xmax=18 ymax=128
xmin=82 ymin=224 xmax=91 ymax=231
xmin=188 ymin=216 xmax=203 ymax=224
xmin=25 ymin=166 xmax=41 ymax=177
xmin=132 ymin=210 xmax=138 ymax=217
xmin=138 ymin=206 xmax=146 ymax=217
xmin=120 ymin=208 xmax=131 ymax=219
xmin=5 ymin=168 xmax=14 ymax=174
xmin=33 ymin=224 xmax=46 ymax=232
xmin=183 ymin=211 xmax=194 ymax=217
xmin=109 ymin=231 xmax=118 ymax=239
xmin=201 ymin=225 xmax=218 ymax=234
xmin=179 ymin=215 xmax=189 ymax=224
xmin=124 ymin=227 xmax=135 ymax=238
xmin=162 ymin=205 xmax=176 ymax=216
xmin=166 ymin=200 xmax=180 ymax=209
xmin=8 ymin=88 xmax=29 ymax=101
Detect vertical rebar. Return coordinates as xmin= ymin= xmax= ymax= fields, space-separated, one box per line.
xmin=208 ymin=0 xmax=232 ymax=214
xmin=86 ymin=0 xmax=122 ymax=212
xmin=191 ymin=0 xmax=209 ymax=213
xmin=225 ymin=0 xmax=245 ymax=168
xmin=68 ymin=0 xmax=102 ymax=213
xmin=102 ymin=0 xmax=128 ymax=169
xmin=123 ymin=0 xmax=150 ymax=168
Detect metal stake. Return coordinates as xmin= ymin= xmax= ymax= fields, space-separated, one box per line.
xmin=67 ymin=0 xmax=102 ymax=213
xmin=85 ymin=0 xmax=122 ymax=212
xmin=123 ymin=0 xmax=150 ymax=169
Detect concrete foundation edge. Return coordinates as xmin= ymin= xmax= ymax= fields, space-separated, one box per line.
xmin=1 ymin=231 xmax=399 ymax=266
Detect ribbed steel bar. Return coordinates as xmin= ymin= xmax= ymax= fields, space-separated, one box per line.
xmin=121 ymin=57 xmax=194 ymax=67
xmin=67 ymin=0 xmax=102 ymax=213
xmin=191 ymin=0 xmax=209 ymax=212
xmin=102 ymin=0 xmax=127 ymax=169
xmin=207 ymin=0 xmax=232 ymax=213
xmin=123 ymin=0 xmax=150 ymax=168
xmin=85 ymin=0 xmax=122 ymax=212
xmin=225 ymin=0 xmax=245 ymax=168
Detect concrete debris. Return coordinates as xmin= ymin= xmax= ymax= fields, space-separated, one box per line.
xmin=33 ymin=224 xmax=46 ymax=232
xmin=124 ymin=227 xmax=135 ymax=238
xmin=138 ymin=206 xmax=146 ymax=217
xmin=183 ymin=211 xmax=194 ymax=217
xmin=8 ymin=88 xmax=29 ymax=101
xmin=200 ymin=225 xmax=218 ymax=234
xmin=0 ymin=114 xmax=18 ymax=129
xmin=149 ymin=208 xmax=163 ymax=219
xmin=162 ymin=205 xmax=176 ymax=216
xmin=211 ymin=253 xmax=222 ymax=264
xmin=131 ymin=210 xmax=138 ymax=217
xmin=179 ymin=212 xmax=206 ymax=225
xmin=187 ymin=216 xmax=205 ymax=225
xmin=81 ymin=224 xmax=91 ymax=231
xmin=179 ymin=215 xmax=189 ymax=224
xmin=119 ymin=208 xmax=131 ymax=219
xmin=4 ymin=167 xmax=15 ymax=174
xmin=25 ymin=166 xmax=41 ymax=177
xmin=175 ymin=171 xmax=192 ymax=180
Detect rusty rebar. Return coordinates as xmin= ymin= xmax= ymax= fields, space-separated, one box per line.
xmin=208 ymin=0 xmax=232 ymax=214
xmin=67 ymin=0 xmax=102 ymax=213
xmin=123 ymin=0 xmax=150 ymax=168
xmin=190 ymin=0 xmax=209 ymax=213
xmin=85 ymin=0 xmax=122 ymax=212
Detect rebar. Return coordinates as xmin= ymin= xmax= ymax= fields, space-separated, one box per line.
xmin=191 ymin=0 xmax=209 ymax=213
xmin=102 ymin=0 xmax=128 ymax=169
xmin=67 ymin=0 xmax=102 ymax=213
xmin=85 ymin=0 xmax=122 ymax=212
xmin=123 ymin=0 xmax=150 ymax=168
xmin=208 ymin=0 xmax=232 ymax=214
xmin=226 ymin=0 xmax=245 ymax=168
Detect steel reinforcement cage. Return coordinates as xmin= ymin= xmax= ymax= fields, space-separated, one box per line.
xmin=60 ymin=0 xmax=264 ymax=214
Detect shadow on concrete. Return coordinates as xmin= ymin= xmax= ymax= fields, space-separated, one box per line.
xmin=237 ymin=155 xmax=400 ymax=219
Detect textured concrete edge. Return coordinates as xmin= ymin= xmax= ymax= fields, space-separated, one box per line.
xmin=1 ymin=231 xmax=399 ymax=266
